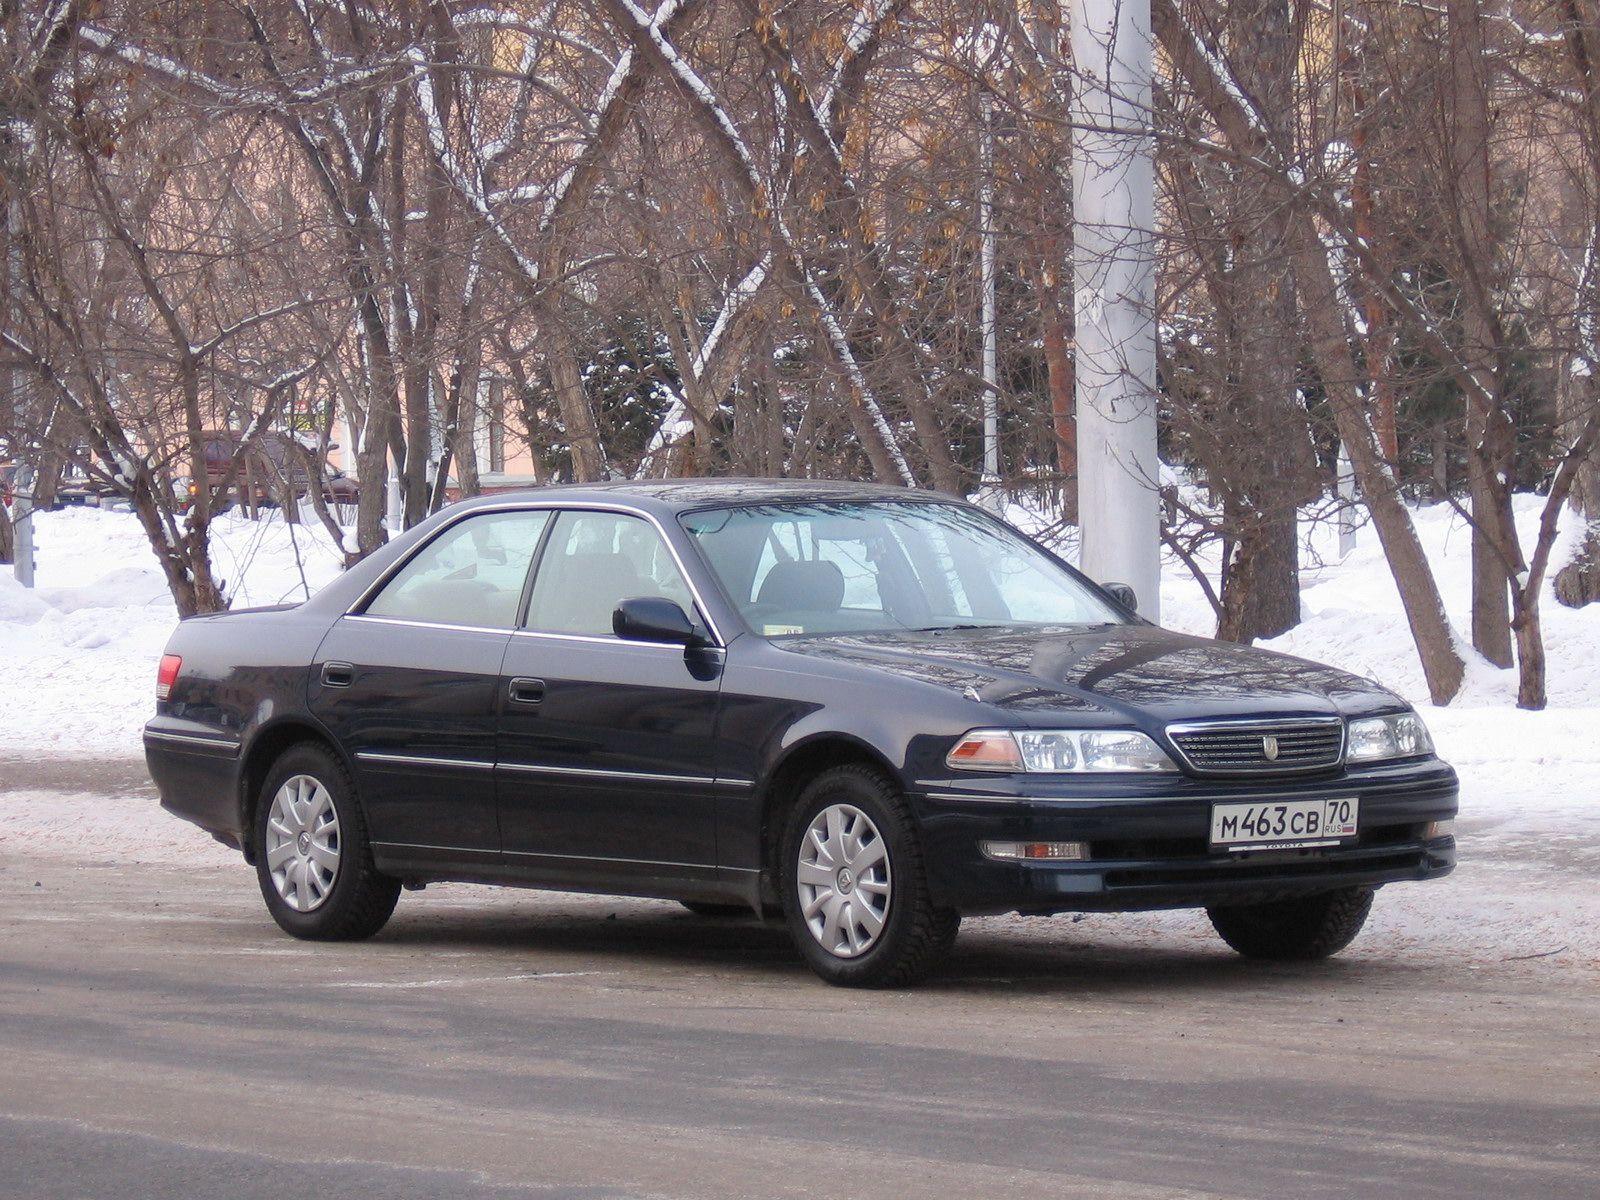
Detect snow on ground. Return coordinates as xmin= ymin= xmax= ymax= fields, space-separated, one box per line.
xmin=1 ymin=507 xmax=347 ymax=760
xmin=0 ymin=494 xmax=1597 ymax=974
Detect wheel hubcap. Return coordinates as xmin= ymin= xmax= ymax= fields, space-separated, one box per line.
xmin=797 ymin=803 xmax=891 ymax=958
xmin=265 ymin=774 xmax=340 ymax=912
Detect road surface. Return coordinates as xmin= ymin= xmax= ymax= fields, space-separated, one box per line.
xmin=1 ymin=759 xmax=1595 ymax=1199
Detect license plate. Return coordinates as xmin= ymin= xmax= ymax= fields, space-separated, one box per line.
xmin=1209 ymin=797 xmax=1359 ymax=852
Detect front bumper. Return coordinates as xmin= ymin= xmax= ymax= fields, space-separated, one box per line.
xmin=910 ymin=758 xmax=1458 ymax=915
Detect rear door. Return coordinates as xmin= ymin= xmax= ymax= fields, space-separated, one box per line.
xmin=310 ymin=508 xmax=552 ymax=863
xmin=496 ymin=508 xmax=726 ymax=887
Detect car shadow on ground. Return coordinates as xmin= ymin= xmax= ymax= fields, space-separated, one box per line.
xmin=364 ymin=894 xmax=1425 ymax=997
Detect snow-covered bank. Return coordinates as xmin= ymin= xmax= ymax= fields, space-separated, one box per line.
xmin=0 ymin=508 xmax=347 ymax=760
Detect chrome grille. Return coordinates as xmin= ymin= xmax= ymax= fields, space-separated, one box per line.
xmin=1166 ymin=718 xmax=1345 ymax=775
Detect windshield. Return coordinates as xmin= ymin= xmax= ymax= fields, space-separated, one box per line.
xmin=680 ymin=501 xmax=1125 ymax=638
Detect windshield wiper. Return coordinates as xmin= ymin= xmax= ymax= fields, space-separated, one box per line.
xmin=906 ymin=622 xmax=1007 ymax=633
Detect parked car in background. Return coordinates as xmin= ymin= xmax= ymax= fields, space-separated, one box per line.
xmin=55 ymin=469 xmax=122 ymax=508
xmin=2 ymin=461 xmax=118 ymax=510
xmin=145 ymin=480 xmax=1457 ymax=987
xmin=185 ymin=431 xmax=358 ymax=512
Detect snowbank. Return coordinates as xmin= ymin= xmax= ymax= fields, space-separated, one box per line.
xmin=1 ymin=508 xmax=346 ymax=760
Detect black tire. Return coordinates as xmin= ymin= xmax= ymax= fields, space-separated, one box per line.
xmin=780 ymin=765 xmax=959 ymax=988
xmin=253 ymin=743 xmax=400 ymax=941
xmin=1207 ymin=887 xmax=1374 ymax=961
xmin=679 ymin=901 xmax=750 ymax=918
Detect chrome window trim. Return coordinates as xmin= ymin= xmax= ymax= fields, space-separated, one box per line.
xmin=356 ymin=750 xmax=497 ymax=772
xmin=347 ymin=614 xmax=511 ymax=637
xmin=347 ymin=500 xmax=725 ymax=647
xmin=1164 ymin=715 xmax=1346 ymax=776
xmin=348 ymin=613 xmax=722 ymax=654
xmin=509 ymin=627 xmax=724 ymax=653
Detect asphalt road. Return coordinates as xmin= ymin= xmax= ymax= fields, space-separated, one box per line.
xmin=1 ymin=761 xmax=1596 ymax=1199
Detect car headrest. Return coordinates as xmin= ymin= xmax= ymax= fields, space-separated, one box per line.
xmin=542 ymin=552 xmax=648 ymax=633
xmin=756 ymin=559 xmax=845 ymax=611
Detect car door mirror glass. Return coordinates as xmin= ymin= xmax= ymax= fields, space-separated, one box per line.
xmin=1102 ymin=582 xmax=1138 ymax=612
xmin=614 ymin=597 xmax=698 ymax=644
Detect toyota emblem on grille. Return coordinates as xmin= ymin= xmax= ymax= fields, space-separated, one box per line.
xmin=1262 ymin=735 xmax=1280 ymax=761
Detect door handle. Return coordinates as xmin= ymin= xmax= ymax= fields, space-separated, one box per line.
xmin=321 ymin=661 xmax=354 ymax=688
xmin=508 ymin=677 xmax=545 ymax=705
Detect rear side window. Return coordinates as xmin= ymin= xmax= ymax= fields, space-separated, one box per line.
xmin=364 ymin=509 xmax=551 ymax=629
xmin=524 ymin=510 xmax=697 ymax=637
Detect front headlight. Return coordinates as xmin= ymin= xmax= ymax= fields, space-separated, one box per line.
xmin=948 ymin=729 xmax=1178 ymax=773
xmin=1346 ymin=712 xmax=1434 ymax=763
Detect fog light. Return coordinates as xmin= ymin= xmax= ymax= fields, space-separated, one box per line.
xmin=1424 ymin=819 xmax=1455 ymax=840
xmin=981 ymin=840 xmax=1090 ymax=862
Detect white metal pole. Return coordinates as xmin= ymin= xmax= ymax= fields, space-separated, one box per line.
xmin=1070 ymin=0 xmax=1161 ymax=620
xmin=1337 ymin=441 xmax=1358 ymax=558
xmin=979 ymin=89 xmax=1001 ymax=502
xmin=385 ymin=467 xmax=403 ymax=535
xmin=13 ymin=464 xmax=36 ymax=588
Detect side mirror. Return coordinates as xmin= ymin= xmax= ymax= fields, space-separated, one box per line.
xmin=614 ymin=596 xmax=699 ymax=645
xmin=1102 ymin=582 xmax=1138 ymax=612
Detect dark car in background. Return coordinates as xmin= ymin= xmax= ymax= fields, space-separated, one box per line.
xmin=185 ymin=430 xmax=358 ymax=512
xmin=144 ymin=480 xmax=1457 ymax=986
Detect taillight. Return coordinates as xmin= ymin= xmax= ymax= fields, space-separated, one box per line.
xmin=156 ymin=653 xmax=182 ymax=700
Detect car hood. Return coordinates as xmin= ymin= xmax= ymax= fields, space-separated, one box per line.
xmin=778 ymin=624 xmax=1403 ymax=725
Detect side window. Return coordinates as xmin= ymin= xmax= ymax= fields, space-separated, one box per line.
xmin=525 ymin=510 xmax=697 ymax=637
xmin=363 ymin=509 xmax=551 ymax=629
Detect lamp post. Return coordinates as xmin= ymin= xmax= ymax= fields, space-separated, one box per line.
xmin=978 ymin=88 xmax=1000 ymax=507
xmin=1070 ymin=0 xmax=1161 ymax=619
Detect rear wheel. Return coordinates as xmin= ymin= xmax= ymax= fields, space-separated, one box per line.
xmin=254 ymin=743 xmax=400 ymax=941
xmin=1207 ymin=887 xmax=1374 ymax=961
xmin=780 ymin=765 xmax=958 ymax=987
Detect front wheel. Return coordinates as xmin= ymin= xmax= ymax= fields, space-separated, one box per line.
xmin=254 ymin=743 xmax=400 ymax=941
xmin=1207 ymin=887 xmax=1374 ymax=961
xmin=780 ymin=765 xmax=958 ymax=987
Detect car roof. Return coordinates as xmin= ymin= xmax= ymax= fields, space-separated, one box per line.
xmin=453 ymin=478 xmax=959 ymax=515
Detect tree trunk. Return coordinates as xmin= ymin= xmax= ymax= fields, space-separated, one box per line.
xmin=1038 ymin=257 xmax=1078 ymax=518
xmin=545 ymin=319 xmax=606 ymax=482
xmin=1152 ymin=0 xmax=1467 ymax=703
xmin=352 ymin=295 xmax=402 ymax=555
xmin=1218 ymin=502 xmax=1301 ymax=644
xmin=1448 ymin=0 xmax=1516 ymax=667
xmin=1431 ymin=421 xmax=1451 ymax=500
xmin=1555 ymin=1 xmax=1600 ymax=608
xmin=451 ymin=370 xmax=485 ymax=501
xmin=32 ymin=447 xmax=64 ymax=510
